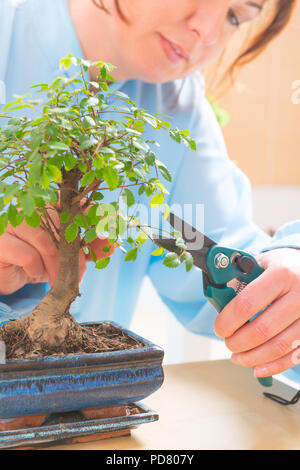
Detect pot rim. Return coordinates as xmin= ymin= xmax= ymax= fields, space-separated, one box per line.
xmin=0 ymin=321 xmax=164 ymax=372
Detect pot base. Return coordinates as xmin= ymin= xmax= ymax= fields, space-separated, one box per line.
xmin=0 ymin=402 xmax=158 ymax=449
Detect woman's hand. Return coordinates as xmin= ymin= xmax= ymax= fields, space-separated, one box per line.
xmin=214 ymin=248 xmax=300 ymax=378
xmin=0 ymin=206 xmax=115 ymax=296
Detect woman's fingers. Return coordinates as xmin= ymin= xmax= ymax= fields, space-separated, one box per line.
xmin=0 ymin=232 xmax=47 ymax=294
xmin=84 ymin=235 xmax=116 ymax=262
xmin=254 ymin=343 xmax=300 ymax=378
xmin=0 ymin=198 xmax=117 ymax=294
xmin=7 ymin=221 xmax=60 ymax=287
xmin=214 ymin=266 xmax=288 ymax=339
xmin=214 ymin=249 xmax=300 ymax=376
xmin=224 ymin=291 xmax=300 ymax=353
xmin=231 ymin=318 xmax=300 ymax=369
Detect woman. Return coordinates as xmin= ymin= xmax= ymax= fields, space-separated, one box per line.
xmin=0 ymin=0 xmax=299 ymax=384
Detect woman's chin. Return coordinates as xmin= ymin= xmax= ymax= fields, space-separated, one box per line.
xmin=135 ymin=65 xmax=187 ymax=84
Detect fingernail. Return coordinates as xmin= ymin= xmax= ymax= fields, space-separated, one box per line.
xmin=254 ymin=366 xmax=269 ymax=377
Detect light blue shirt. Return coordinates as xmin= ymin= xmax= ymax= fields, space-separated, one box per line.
xmin=0 ymin=0 xmax=299 ymax=383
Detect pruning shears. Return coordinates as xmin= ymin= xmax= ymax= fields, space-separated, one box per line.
xmin=152 ymin=212 xmax=273 ymax=388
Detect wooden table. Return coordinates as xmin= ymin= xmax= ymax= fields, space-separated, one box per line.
xmin=46 ymin=360 xmax=300 ymax=450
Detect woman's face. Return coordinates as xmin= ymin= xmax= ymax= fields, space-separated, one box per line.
xmin=109 ymin=0 xmax=266 ymax=83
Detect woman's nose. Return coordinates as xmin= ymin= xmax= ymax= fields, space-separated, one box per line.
xmin=187 ymin=0 xmax=231 ymax=46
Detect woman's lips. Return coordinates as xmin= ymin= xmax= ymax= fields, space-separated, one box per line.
xmin=158 ymin=33 xmax=190 ymax=65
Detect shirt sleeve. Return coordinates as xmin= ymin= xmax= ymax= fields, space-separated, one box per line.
xmin=146 ymin=95 xmax=300 ymax=382
xmin=0 ymin=283 xmax=49 ymax=325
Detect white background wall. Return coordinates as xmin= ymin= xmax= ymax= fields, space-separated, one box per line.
xmin=130 ymin=186 xmax=300 ymax=386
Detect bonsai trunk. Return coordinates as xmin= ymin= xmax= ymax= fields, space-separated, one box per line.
xmin=0 ymin=237 xmax=82 ymax=357
xmin=0 ymin=168 xmax=84 ymax=357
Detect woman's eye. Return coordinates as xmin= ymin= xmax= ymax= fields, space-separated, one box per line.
xmin=227 ymin=9 xmax=240 ymax=27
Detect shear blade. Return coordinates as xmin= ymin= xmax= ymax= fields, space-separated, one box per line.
xmin=151 ymin=212 xmax=217 ymax=274
xmin=167 ymin=212 xmax=216 ymax=252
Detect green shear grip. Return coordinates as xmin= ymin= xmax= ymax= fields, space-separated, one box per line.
xmin=258 ymin=376 xmax=273 ymax=387
xmin=204 ymin=246 xmax=273 ymax=388
xmin=204 ymin=284 xmax=236 ymax=313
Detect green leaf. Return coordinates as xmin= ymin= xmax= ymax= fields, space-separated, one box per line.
xmin=20 ymin=193 xmax=35 ymax=216
xmin=132 ymin=167 xmax=147 ymax=182
xmin=78 ymin=162 xmax=87 ymax=173
xmin=64 ymin=154 xmax=77 ymax=171
xmin=136 ymin=232 xmax=148 ymax=245
xmin=163 ymin=204 xmax=170 ymax=220
xmin=179 ymin=130 xmax=190 ymax=137
xmin=122 ymin=188 xmax=135 ymax=207
xmin=175 ymin=237 xmax=187 ymax=250
xmin=93 ymin=192 xmax=104 ymax=201
xmin=65 ymin=223 xmax=79 ymax=242
xmin=49 ymin=142 xmax=70 ymax=151
xmin=183 ymin=252 xmax=194 ymax=272
xmin=81 ymin=170 xmax=95 ymax=187
xmin=171 ymin=230 xmax=183 ymax=239
xmin=47 ymin=163 xmax=62 ymax=183
xmin=82 ymin=116 xmax=96 ymax=128
xmin=150 ymin=193 xmax=164 ymax=208
xmin=29 ymin=154 xmax=42 ymax=184
xmin=45 ymin=124 xmax=58 ymax=139
xmin=89 ymin=246 xmax=97 ymax=263
xmin=74 ymin=214 xmax=87 ymax=228
xmin=102 ymin=167 xmax=119 ymax=190
xmin=79 ymin=136 xmax=96 ymax=151
xmin=25 ymin=212 xmax=41 ymax=228
xmin=85 ymin=228 xmax=97 ymax=244
xmin=142 ymin=114 xmax=157 ymax=128
xmin=158 ymin=165 xmax=172 ymax=183
xmin=7 ymin=205 xmax=19 ymax=227
xmin=59 ymin=57 xmax=72 ymax=70
xmin=132 ymin=120 xmax=145 ymax=133
xmin=170 ymin=130 xmax=181 ymax=143
xmin=138 ymin=185 xmax=145 ymax=196
xmin=0 ymin=213 xmax=8 ymax=236
xmin=93 ymin=156 xmax=104 ymax=170
xmin=100 ymin=66 xmax=107 ymax=81
xmin=30 ymin=132 xmax=44 ymax=150
xmin=2 ymin=183 xmax=19 ymax=199
xmin=50 ymin=77 xmax=64 ymax=92
xmin=86 ymin=204 xmax=99 ymax=225
xmin=163 ymin=252 xmax=181 ymax=268
xmin=152 ymin=246 xmax=164 ymax=257
xmin=60 ymin=212 xmax=70 ymax=223
xmin=145 ymin=151 xmax=156 ymax=166
xmin=125 ymin=248 xmax=138 ymax=262
xmin=95 ymin=257 xmax=110 ymax=270
xmin=132 ymin=138 xmax=149 ymax=152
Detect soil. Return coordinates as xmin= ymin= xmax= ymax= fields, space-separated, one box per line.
xmin=2 ymin=322 xmax=145 ymax=360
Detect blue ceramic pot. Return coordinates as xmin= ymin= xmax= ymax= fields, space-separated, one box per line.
xmin=0 ymin=322 xmax=164 ymax=419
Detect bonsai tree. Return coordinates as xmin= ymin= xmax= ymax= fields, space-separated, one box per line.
xmin=0 ymin=55 xmax=196 ymax=358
